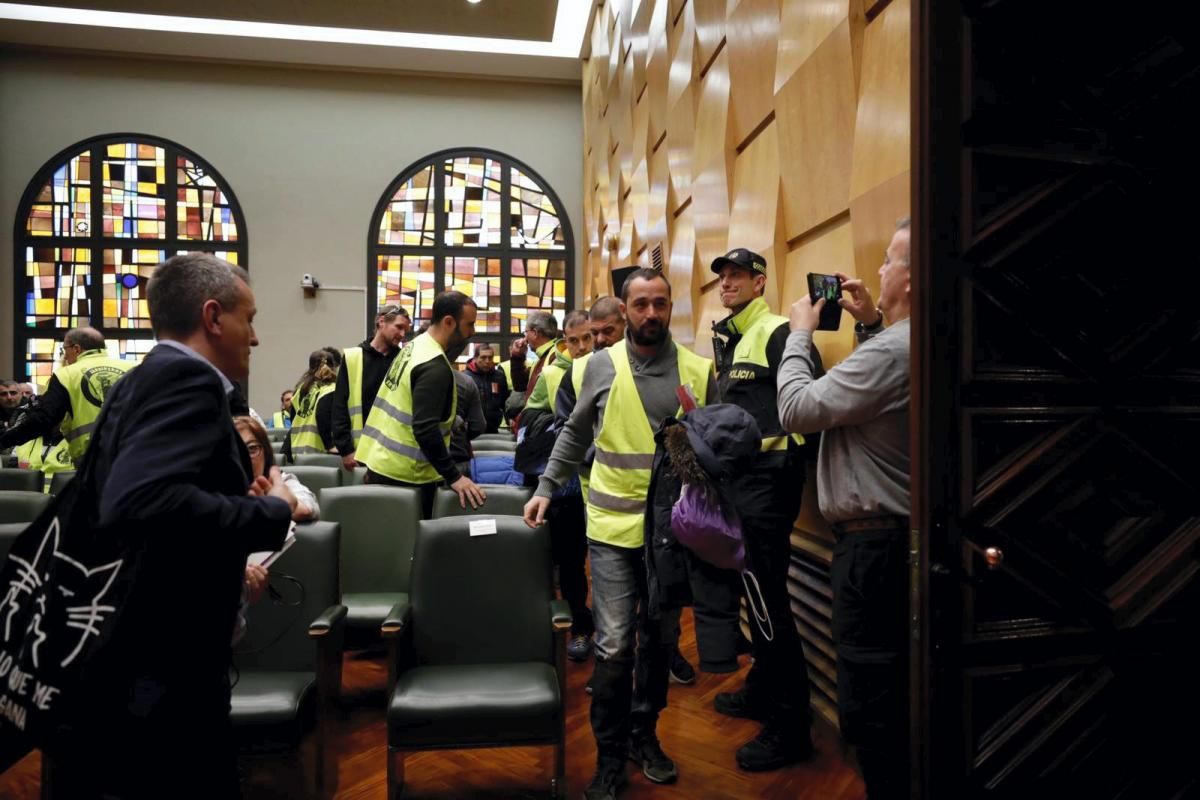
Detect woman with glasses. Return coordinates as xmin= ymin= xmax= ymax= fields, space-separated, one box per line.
xmin=235 ymin=415 xmax=318 ymax=522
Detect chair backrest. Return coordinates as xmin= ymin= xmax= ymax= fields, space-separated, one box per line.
xmin=292 ymin=453 xmax=343 ymax=469
xmin=412 ymin=516 xmax=552 ymax=666
xmin=234 ymin=520 xmax=341 ymax=674
xmin=0 ymin=491 xmax=52 ymax=524
xmin=475 ymin=433 xmax=515 ymax=444
xmin=321 ymin=486 xmax=422 ymax=596
xmin=432 ymin=485 xmax=532 ymax=518
xmin=340 ymin=466 xmax=368 ymax=486
xmin=0 ymin=469 xmax=42 ymax=493
xmin=0 ymin=522 xmax=28 ymax=562
xmin=48 ymin=470 xmax=76 ymax=495
xmin=267 ymin=427 xmax=289 ymax=442
xmin=284 ymin=466 xmax=340 ymax=496
xmin=472 ymin=449 xmax=520 ymax=460
xmin=473 ymin=439 xmax=517 ymax=452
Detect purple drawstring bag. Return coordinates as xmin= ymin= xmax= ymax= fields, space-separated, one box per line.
xmin=670 ymin=483 xmax=745 ymax=572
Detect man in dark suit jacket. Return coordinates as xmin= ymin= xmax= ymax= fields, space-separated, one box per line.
xmin=47 ymin=254 xmax=295 ymax=799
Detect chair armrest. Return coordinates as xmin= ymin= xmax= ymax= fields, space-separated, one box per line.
xmin=381 ymin=599 xmax=412 ymax=638
xmin=550 ymin=598 xmax=572 ymax=633
xmin=308 ymin=604 xmax=348 ymax=638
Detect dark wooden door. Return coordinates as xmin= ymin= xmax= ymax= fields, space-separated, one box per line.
xmin=912 ymin=3 xmax=1200 ymax=798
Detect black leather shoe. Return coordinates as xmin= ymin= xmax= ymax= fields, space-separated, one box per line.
xmin=668 ymin=648 xmax=696 ymax=685
xmin=628 ymin=734 xmax=678 ymax=784
xmin=713 ymin=685 xmax=769 ymax=721
xmin=735 ymin=724 xmax=815 ymax=771
xmin=583 ymin=757 xmax=628 ymax=800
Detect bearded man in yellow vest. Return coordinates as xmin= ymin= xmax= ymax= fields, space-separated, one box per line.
xmin=357 ymin=291 xmax=486 ymax=518
xmin=524 ymin=268 xmax=717 ymax=799
xmin=0 ymin=327 xmax=133 ymax=463
xmin=331 ymin=304 xmax=409 ymax=470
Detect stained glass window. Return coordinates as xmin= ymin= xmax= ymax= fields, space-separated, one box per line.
xmin=14 ymin=135 xmax=247 ymax=383
xmin=369 ymin=149 xmax=573 ymax=357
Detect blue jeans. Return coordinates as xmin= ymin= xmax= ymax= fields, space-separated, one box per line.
xmin=588 ymin=539 xmax=681 ymax=759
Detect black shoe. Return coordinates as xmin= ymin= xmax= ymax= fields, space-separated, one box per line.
xmin=713 ymin=686 xmax=769 ymax=721
xmin=668 ymin=648 xmax=696 ymax=685
xmin=628 ymin=734 xmax=678 ymax=784
xmin=735 ymin=724 xmax=815 ymax=772
xmin=583 ymin=758 xmax=628 ymax=800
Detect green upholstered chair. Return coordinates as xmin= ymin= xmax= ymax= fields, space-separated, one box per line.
xmin=267 ymin=426 xmax=290 ymax=442
xmin=0 ymin=468 xmax=43 ymax=493
xmin=0 ymin=522 xmax=27 ymax=560
xmin=320 ymin=485 xmax=422 ymax=651
xmin=47 ymin=470 xmax=76 ymax=495
xmin=0 ymin=490 xmax=51 ymax=524
xmin=474 ymin=432 xmax=515 ymax=444
xmin=431 ymin=484 xmax=532 ymax=519
xmin=292 ymin=453 xmax=343 ymax=469
xmin=284 ymin=465 xmax=340 ymax=496
xmin=471 ymin=438 xmax=517 ymax=452
xmin=382 ymin=516 xmax=569 ymax=799
xmin=339 ymin=466 xmax=368 ymax=486
xmin=231 ymin=520 xmax=346 ymax=798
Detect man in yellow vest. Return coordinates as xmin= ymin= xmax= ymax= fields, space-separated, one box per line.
xmin=710 ymin=248 xmax=818 ymax=771
xmin=0 ymin=327 xmax=133 ymax=464
xmin=269 ymin=389 xmax=293 ymax=429
xmin=357 ymin=291 xmax=486 ymax=517
xmin=524 ymin=268 xmax=717 ymax=800
xmin=331 ymin=304 xmax=409 ymax=470
xmin=524 ymin=310 xmax=596 ymax=661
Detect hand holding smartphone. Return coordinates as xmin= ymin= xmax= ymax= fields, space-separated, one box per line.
xmin=806 ymin=273 xmax=844 ymax=331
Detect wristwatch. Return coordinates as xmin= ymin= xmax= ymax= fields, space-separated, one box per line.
xmin=855 ymin=309 xmax=884 ymax=333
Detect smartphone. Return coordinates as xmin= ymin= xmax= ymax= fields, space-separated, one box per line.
xmin=806 ymin=273 xmax=844 ymax=331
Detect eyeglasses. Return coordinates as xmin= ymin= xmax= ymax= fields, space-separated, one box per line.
xmin=244 ymin=442 xmax=264 ymax=457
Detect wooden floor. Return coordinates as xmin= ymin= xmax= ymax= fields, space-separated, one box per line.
xmin=1 ymin=611 xmax=864 ymax=799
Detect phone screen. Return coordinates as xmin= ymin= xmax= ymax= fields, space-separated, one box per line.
xmin=806 ymin=273 xmax=844 ymax=331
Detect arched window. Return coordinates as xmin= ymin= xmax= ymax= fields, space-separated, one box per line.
xmin=369 ymin=148 xmax=574 ymax=363
xmin=13 ymin=133 xmax=247 ymax=387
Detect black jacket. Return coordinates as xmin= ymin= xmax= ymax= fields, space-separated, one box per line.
xmin=464 ymin=360 xmax=510 ymax=434
xmin=331 ymin=339 xmax=400 ymax=456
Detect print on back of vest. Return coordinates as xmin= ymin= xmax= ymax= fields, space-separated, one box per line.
xmin=79 ymin=365 xmax=127 ymax=408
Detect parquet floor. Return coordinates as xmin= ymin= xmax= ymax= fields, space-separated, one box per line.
xmin=0 ymin=610 xmax=865 ymax=799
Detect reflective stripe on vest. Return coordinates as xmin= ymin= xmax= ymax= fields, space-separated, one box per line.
xmin=271 ymin=411 xmax=288 ymax=429
xmin=356 ymin=332 xmax=456 ymax=484
xmin=344 ymin=345 xmax=365 ymax=448
xmin=57 ymin=349 xmax=133 ymax=463
xmin=289 ymin=382 xmax=335 ymax=454
xmin=571 ymin=352 xmax=594 ymax=492
xmin=586 ymin=340 xmax=712 ymax=548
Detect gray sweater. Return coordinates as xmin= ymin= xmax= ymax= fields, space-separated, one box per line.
xmin=535 ymin=332 xmax=719 ymax=500
xmin=776 ymin=318 xmax=910 ymax=523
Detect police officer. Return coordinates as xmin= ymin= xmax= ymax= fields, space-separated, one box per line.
xmin=0 ymin=327 xmax=132 ymax=463
xmin=331 ymin=304 xmax=409 ymax=469
xmin=709 ymin=248 xmax=817 ymax=770
xmin=357 ymin=291 xmax=486 ymax=518
xmin=525 ymin=268 xmax=717 ymax=800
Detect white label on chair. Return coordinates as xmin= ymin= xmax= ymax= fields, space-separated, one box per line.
xmin=469 ymin=518 xmax=498 ymax=537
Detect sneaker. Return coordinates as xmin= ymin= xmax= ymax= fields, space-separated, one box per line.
xmin=628 ymin=734 xmax=678 ymax=784
xmin=567 ymin=633 xmax=593 ymax=662
xmin=713 ymin=686 xmax=769 ymax=721
xmin=735 ymin=723 xmax=815 ymax=771
xmin=668 ymin=648 xmax=696 ymax=685
xmin=583 ymin=758 xmax=628 ymax=800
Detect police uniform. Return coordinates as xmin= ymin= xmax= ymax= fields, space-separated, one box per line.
xmin=710 ymin=248 xmax=816 ymax=769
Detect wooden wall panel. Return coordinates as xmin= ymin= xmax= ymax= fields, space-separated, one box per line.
xmin=691 ymin=47 xmax=734 ymax=272
xmin=581 ymin=0 xmax=910 ymax=731
xmin=775 ymin=18 xmax=857 ymax=240
xmin=849 ymin=0 xmax=910 ymax=198
xmin=726 ymin=0 xmax=780 ymax=148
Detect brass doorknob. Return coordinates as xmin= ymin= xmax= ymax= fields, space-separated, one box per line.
xmin=985 ymin=547 xmax=1004 ymax=570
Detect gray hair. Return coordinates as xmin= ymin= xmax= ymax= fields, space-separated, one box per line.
xmin=147 ymin=254 xmax=250 ymax=337
xmin=64 ymin=326 xmax=105 ymax=351
xmin=526 ymin=311 xmax=559 ymax=338
xmin=896 ymin=216 xmax=911 ymax=231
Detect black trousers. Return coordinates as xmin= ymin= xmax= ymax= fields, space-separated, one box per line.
xmin=365 ymin=468 xmax=437 ymax=519
xmin=831 ymin=526 xmax=909 ymax=800
xmin=547 ymin=491 xmax=594 ymax=636
xmin=737 ymin=453 xmax=813 ymax=735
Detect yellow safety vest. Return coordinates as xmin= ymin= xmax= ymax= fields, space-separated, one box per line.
xmin=571 ymin=351 xmax=594 ymax=499
xmin=357 ymin=332 xmax=457 ymax=485
xmin=56 ymin=349 xmax=133 ymax=463
xmin=14 ymin=437 xmax=73 ymax=493
xmin=587 ymin=340 xmax=712 ymax=548
xmin=270 ymin=411 xmax=290 ymax=429
xmin=288 ymin=382 xmax=335 ymax=454
xmin=343 ymin=345 xmax=365 ymax=448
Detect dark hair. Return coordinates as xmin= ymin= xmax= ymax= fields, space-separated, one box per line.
xmin=376 ymin=304 xmax=410 ymax=327
xmin=64 ymin=327 xmax=105 ymax=351
xmin=589 ymin=296 xmax=623 ymax=320
xmin=147 ymin=253 xmax=250 ymax=338
xmin=431 ymin=291 xmax=477 ymax=326
xmin=234 ymin=415 xmax=275 ymax=477
xmin=297 ymin=349 xmax=337 ymax=400
xmin=0 ymin=379 xmax=18 ymax=389
xmin=564 ymin=310 xmax=589 ymax=330
xmin=619 ymin=267 xmax=671 ymax=301
xmin=476 ymin=344 xmax=495 ymax=357
xmin=322 ymin=346 xmax=343 ymax=368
